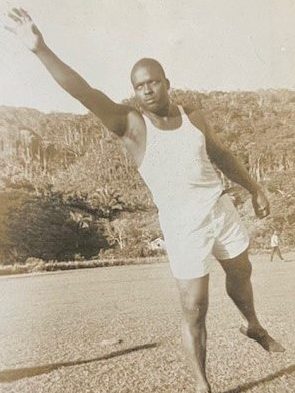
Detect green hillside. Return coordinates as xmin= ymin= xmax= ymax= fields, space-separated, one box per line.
xmin=0 ymin=89 xmax=294 ymax=264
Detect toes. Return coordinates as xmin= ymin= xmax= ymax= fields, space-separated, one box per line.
xmin=268 ymin=340 xmax=286 ymax=353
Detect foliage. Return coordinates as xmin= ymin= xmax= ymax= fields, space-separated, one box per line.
xmin=0 ymin=88 xmax=295 ymax=264
xmin=0 ymin=255 xmax=167 ymax=276
xmin=0 ymin=190 xmax=108 ymax=263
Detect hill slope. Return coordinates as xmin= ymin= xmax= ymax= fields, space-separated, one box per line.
xmin=0 ymin=89 xmax=294 ymax=263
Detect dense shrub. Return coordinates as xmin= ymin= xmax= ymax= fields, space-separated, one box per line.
xmin=0 ymin=190 xmax=108 ymax=263
xmin=1 ymin=89 xmax=295 ymax=264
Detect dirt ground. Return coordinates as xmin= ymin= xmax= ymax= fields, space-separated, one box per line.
xmin=0 ymin=252 xmax=294 ymax=393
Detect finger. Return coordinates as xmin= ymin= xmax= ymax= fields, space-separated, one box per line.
xmin=4 ymin=25 xmax=16 ymax=34
xmin=20 ymin=8 xmax=32 ymax=21
xmin=258 ymin=203 xmax=269 ymax=211
xmin=12 ymin=8 xmax=23 ymax=18
xmin=8 ymin=12 xmax=22 ymax=24
xmin=259 ymin=209 xmax=269 ymax=218
xmin=255 ymin=206 xmax=264 ymax=216
xmin=0 ymin=13 xmax=14 ymax=29
xmin=261 ymin=207 xmax=270 ymax=217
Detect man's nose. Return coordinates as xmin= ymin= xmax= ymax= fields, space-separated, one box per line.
xmin=143 ymin=83 xmax=152 ymax=94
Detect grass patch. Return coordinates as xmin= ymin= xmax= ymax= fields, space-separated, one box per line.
xmin=0 ymin=256 xmax=168 ymax=276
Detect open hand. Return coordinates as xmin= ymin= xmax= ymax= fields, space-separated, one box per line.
xmin=4 ymin=8 xmax=44 ymax=52
xmin=252 ymin=188 xmax=270 ymax=219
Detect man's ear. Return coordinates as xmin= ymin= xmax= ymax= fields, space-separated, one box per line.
xmin=166 ymin=78 xmax=170 ymax=90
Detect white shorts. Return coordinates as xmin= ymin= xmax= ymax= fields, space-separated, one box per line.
xmin=160 ymin=194 xmax=250 ymax=280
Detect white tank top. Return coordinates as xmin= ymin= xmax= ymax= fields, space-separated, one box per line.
xmin=138 ymin=106 xmax=223 ymax=227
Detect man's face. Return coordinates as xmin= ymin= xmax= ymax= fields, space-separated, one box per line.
xmin=131 ymin=65 xmax=170 ymax=114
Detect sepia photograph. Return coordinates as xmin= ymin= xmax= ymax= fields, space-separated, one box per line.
xmin=0 ymin=1 xmax=294 ymax=392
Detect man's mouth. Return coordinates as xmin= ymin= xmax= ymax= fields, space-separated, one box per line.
xmin=145 ymin=98 xmax=156 ymax=104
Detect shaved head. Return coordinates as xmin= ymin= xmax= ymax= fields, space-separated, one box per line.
xmin=130 ymin=58 xmax=170 ymax=114
xmin=130 ymin=58 xmax=166 ymax=84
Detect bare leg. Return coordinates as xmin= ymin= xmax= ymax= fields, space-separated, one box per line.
xmin=277 ymin=246 xmax=284 ymax=260
xmin=218 ymin=250 xmax=285 ymax=352
xmin=270 ymin=247 xmax=275 ymax=261
xmin=177 ymin=275 xmax=211 ymax=393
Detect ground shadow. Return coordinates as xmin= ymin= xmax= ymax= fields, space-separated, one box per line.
xmin=0 ymin=342 xmax=159 ymax=383
xmin=222 ymin=364 xmax=295 ymax=393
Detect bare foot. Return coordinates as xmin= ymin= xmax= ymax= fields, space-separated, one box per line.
xmin=240 ymin=326 xmax=285 ymax=352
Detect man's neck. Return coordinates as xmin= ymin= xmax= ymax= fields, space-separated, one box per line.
xmin=142 ymin=103 xmax=182 ymax=131
xmin=155 ymin=102 xmax=170 ymax=117
xmin=143 ymin=102 xmax=178 ymax=120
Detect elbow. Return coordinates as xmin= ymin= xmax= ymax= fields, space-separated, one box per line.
xmin=70 ymin=86 xmax=90 ymax=101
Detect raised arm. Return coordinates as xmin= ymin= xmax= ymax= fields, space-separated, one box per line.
xmin=186 ymin=107 xmax=270 ymax=219
xmin=5 ymin=8 xmax=129 ymax=136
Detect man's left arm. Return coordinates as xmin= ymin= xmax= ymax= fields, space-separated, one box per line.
xmin=186 ymin=107 xmax=270 ymax=219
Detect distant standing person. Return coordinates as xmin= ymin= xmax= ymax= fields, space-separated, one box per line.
xmin=270 ymin=230 xmax=284 ymax=261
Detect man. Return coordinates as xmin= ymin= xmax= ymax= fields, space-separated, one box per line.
xmin=270 ymin=230 xmax=284 ymax=262
xmin=4 ymin=8 xmax=284 ymax=393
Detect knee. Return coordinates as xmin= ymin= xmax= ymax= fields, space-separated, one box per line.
xmin=226 ymin=257 xmax=252 ymax=284
xmin=181 ymin=297 xmax=208 ymax=328
xmin=177 ymin=276 xmax=209 ymax=329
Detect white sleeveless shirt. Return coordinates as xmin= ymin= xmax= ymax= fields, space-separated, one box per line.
xmin=138 ymin=106 xmax=223 ymax=228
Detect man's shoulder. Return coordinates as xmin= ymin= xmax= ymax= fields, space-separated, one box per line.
xmin=181 ymin=102 xmax=209 ymax=132
xmin=124 ymin=108 xmax=145 ymax=140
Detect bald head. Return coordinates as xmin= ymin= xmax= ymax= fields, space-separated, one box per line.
xmin=130 ymin=58 xmax=170 ymax=114
xmin=130 ymin=58 xmax=166 ymax=84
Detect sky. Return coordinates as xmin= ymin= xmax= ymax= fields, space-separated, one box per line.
xmin=0 ymin=0 xmax=294 ymax=113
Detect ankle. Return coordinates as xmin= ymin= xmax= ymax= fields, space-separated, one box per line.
xmin=247 ymin=324 xmax=267 ymax=335
xmin=244 ymin=319 xmax=263 ymax=330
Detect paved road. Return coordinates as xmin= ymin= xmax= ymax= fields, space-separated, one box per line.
xmin=0 ymin=253 xmax=294 ymax=393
